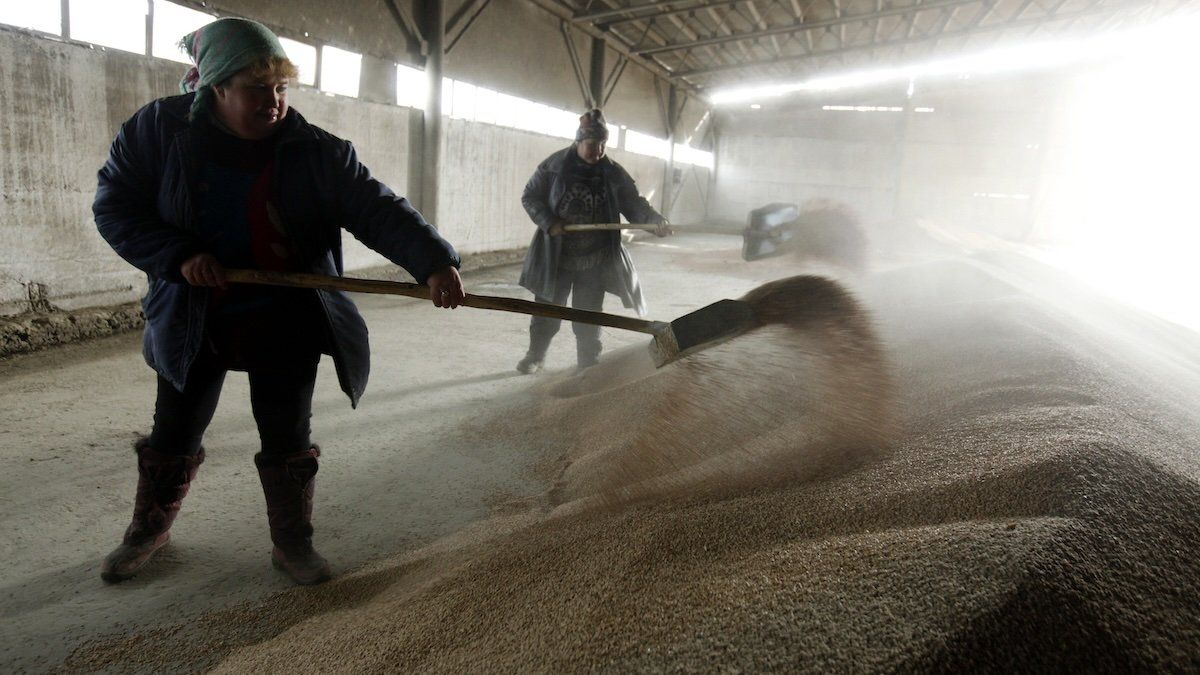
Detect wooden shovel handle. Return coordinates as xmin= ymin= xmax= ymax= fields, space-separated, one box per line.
xmin=562 ymin=223 xmax=657 ymax=232
xmin=562 ymin=222 xmax=744 ymax=235
xmin=224 ymin=269 xmax=665 ymax=335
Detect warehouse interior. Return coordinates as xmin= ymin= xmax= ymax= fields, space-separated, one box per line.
xmin=2 ymin=0 xmax=1199 ymax=670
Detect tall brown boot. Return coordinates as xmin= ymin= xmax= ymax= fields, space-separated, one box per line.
xmin=100 ymin=438 xmax=204 ymax=583
xmin=255 ymin=446 xmax=333 ymax=585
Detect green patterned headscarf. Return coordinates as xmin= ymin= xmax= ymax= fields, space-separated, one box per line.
xmin=178 ymin=18 xmax=289 ymax=120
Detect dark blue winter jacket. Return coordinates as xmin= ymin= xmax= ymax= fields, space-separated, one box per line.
xmin=94 ymin=93 xmax=460 ymax=407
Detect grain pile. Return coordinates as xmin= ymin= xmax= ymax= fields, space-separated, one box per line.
xmin=543 ymin=275 xmax=894 ymax=513
xmin=60 ymin=265 xmax=1200 ymax=672
xmin=783 ymin=199 xmax=870 ymax=272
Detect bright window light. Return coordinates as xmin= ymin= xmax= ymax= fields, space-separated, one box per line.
xmin=379 ymin=72 xmax=645 ymax=149
xmin=70 ymin=0 xmax=147 ymax=55
xmin=550 ymin=106 xmax=577 ymax=140
xmin=819 ymin=105 xmax=933 ymax=112
xmin=479 ymin=96 xmax=578 ymax=139
xmin=607 ymin=124 xmax=621 ymax=148
xmin=972 ymin=192 xmax=1030 ymax=200
xmin=493 ymin=92 xmax=523 ymax=128
xmin=528 ymin=102 xmax=553 ymax=135
xmin=674 ymin=144 xmax=714 ymax=169
xmin=710 ymin=12 xmax=1200 ymax=105
xmin=396 ymin=64 xmax=426 ymax=109
xmin=822 ymin=105 xmax=905 ymax=112
xmin=278 ymin=37 xmax=316 ymax=86
xmin=519 ymin=100 xmax=540 ymax=132
xmin=474 ymin=86 xmax=497 ymax=124
xmin=625 ymin=130 xmax=670 ymax=160
xmin=1036 ymin=18 xmax=1200 ymax=332
xmin=526 ymin=102 xmax=552 ymax=134
xmin=451 ymin=79 xmax=477 ymax=120
xmin=152 ymin=1 xmax=211 ymax=64
xmin=531 ymin=102 xmax=554 ymax=134
xmin=0 ymin=1 xmax=60 ymax=34
xmin=320 ymin=45 xmax=361 ymax=97
xmin=441 ymin=77 xmax=453 ymax=115
xmin=512 ymin=97 xmax=540 ymax=133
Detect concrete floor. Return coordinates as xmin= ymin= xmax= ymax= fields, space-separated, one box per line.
xmin=0 ymin=235 xmax=754 ymax=672
xmin=3 ymin=233 xmax=1200 ymax=671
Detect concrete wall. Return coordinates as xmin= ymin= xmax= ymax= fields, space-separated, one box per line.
xmin=0 ymin=28 xmax=417 ymax=314
xmin=0 ymin=2 xmax=706 ymax=318
xmin=710 ymin=73 xmax=1059 ymax=236
xmin=189 ymin=0 xmax=678 ymax=135
xmin=899 ymin=78 xmax=1049 ymax=239
xmin=437 ymin=121 xmax=677 ymax=255
xmin=712 ymin=103 xmax=899 ymax=226
xmin=0 ymin=32 xmax=180 ymax=316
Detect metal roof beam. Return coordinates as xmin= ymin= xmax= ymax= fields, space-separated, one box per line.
xmin=704 ymin=4 xmax=763 ymax=70
xmin=596 ymin=0 xmax=744 ymax=26
xmin=526 ymin=0 xmax=705 ymax=94
xmin=744 ymin=0 xmax=785 ymax=57
xmin=678 ymin=2 xmax=1115 ymax=78
xmin=639 ymin=0 xmax=985 ymax=55
xmin=446 ymin=0 xmax=494 ymax=53
xmin=574 ymin=0 xmax=686 ymax=22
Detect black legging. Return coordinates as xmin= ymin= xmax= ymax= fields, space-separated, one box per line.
xmin=149 ymin=345 xmax=321 ymax=457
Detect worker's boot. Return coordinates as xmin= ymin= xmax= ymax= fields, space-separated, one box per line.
xmin=576 ymin=333 xmax=602 ymax=371
xmin=516 ymin=351 xmax=545 ymax=374
xmin=100 ymin=438 xmax=205 ymax=583
xmin=517 ymin=330 xmax=553 ymax=374
xmin=255 ymin=446 xmax=333 ymax=585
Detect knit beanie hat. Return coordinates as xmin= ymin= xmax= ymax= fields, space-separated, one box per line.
xmin=575 ymin=108 xmax=609 ymax=143
xmin=178 ymin=18 xmax=290 ymax=120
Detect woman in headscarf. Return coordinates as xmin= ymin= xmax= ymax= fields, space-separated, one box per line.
xmin=93 ymin=17 xmax=465 ymax=585
xmin=517 ymin=109 xmax=670 ymax=373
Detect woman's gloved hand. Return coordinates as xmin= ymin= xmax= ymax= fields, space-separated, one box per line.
xmin=654 ymin=219 xmax=673 ymax=237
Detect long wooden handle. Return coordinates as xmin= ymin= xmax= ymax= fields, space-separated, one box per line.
xmin=563 ymin=223 xmax=657 ymax=232
xmin=562 ymin=222 xmax=744 ymax=235
xmin=224 ymin=269 xmax=665 ymax=335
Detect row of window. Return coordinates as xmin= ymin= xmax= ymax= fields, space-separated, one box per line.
xmin=396 ymin=66 xmax=713 ymax=167
xmin=821 ymin=105 xmax=936 ymax=113
xmin=0 ymin=0 xmax=714 ymax=168
xmin=972 ymin=192 xmax=1031 ymax=200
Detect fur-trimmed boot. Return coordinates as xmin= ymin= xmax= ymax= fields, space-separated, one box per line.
xmin=255 ymin=446 xmax=333 ymax=585
xmin=100 ymin=438 xmax=205 ymax=583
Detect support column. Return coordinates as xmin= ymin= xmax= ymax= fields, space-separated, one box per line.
xmin=706 ymin=122 xmax=720 ymax=219
xmin=1021 ymin=105 xmax=1054 ymax=240
xmin=892 ymin=78 xmax=916 ymax=221
xmin=588 ymin=37 xmax=605 ymax=109
xmin=145 ymin=0 xmax=153 ymax=57
xmin=661 ymin=84 xmax=678 ymax=219
xmin=421 ymin=0 xmax=444 ymax=226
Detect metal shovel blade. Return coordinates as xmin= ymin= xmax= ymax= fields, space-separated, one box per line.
xmin=649 ymin=298 xmax=758 ymax=367
xmin=743 ymin=202 xmax=800 ymax=261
